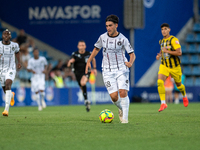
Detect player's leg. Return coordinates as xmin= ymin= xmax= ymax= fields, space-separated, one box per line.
xmin=2 ymin=70 xmax=16 ymax=116
xmin=169 ymin=89 xmax=173 ymax=103
xmin=2 ymin=79 xmax=13 ymax=116
xmin=40 ymin=90 xmax=46 ymax=108
xmin=39 ymin=76 xmax=46 ymax=108
xmin=171 ymin=66 xmax=188 ymax=107
xmin=35 ymin=91 xmax=42 ymax=111
xmin=31 ymin=79 xmax=42 ymax=111
xmin=174 ymin=91 xmax=180 ymax=104
xmin=117 ymin=72 xmax=130 ymax=123
xmin=175 ymin=81 xmax=188 ymax=107
xmin=80 ymin=75 xmax=91 ymax=112
xmin=157 ymin=65 xmax=168 ymax=112
xmin=103 ymin=72 xmax=122 ymax=121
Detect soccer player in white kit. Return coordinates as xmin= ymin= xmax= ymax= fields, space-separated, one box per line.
xmin=27 ymin=48 xmax=48 ymax=111
xmin=1 ymin=29 xmax=22 ymax=116
xmin=85 ymin=15 xmax=136 ymax=123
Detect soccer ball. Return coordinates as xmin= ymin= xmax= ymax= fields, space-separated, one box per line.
xmin=99 ymin=109 xmax=114 ymax=123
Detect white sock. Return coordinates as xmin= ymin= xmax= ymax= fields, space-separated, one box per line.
xmin=113 ymin=97 xmax=122 ymax=110
xmin=40 ymin=91 xmax=45 ymax=102
xmin=121 ymin=96 xmax=130 ymax=121
xmin=35 ymin=93 xmax=41 ymax=107
xmin=11 ymin=91 xmax=13 ymax=99
xmin=5 ymin=90 xmax=12 ymax=112
xmin=161 ymin=100 xmax=166 ymax=104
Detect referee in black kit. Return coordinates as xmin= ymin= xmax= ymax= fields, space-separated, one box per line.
xmin=68 ymin=40 xmax=97 ymax=112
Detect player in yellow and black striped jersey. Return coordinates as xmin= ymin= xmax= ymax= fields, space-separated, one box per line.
xmin=156 ymin=23 xmax=189 ymax=112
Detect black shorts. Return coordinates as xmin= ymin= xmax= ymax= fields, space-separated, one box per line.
xmin=75 ymin=72 xmax=90 ymax=86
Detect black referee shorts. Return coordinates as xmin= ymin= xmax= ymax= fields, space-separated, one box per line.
xmin=75 ymin=72 xmax=91 ymax=86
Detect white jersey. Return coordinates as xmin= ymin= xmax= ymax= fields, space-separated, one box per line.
xmin=94 ymin=32 xmax=134 ymax=72
xmin=0 ymin=41 xmax=19 ymax=72
xmin=27 ymin=56 xmax=47 ymax=76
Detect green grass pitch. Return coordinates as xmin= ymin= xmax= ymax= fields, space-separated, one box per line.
xmin=0 ymin=103 xmax=200 ymax=150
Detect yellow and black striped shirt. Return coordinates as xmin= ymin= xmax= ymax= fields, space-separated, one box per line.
xmin=159 ymin=35 xmax=181 ymax=68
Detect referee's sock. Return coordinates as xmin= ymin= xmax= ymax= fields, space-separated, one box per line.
xmin=82 ymin=85 xmax=88 ymax=100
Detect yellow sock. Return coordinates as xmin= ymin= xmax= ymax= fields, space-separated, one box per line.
xmin=157 ymin=79 xmax=165 ymax=102
xmin=177 ymin=84 xmax=186 ymax=97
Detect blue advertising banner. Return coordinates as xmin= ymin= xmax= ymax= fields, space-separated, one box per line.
xmin=0 ymin=86 xmax=199 ymax=107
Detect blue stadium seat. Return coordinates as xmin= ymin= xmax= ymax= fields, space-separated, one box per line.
xmin=185 ymin=33 xmax=195 ymax=43
xmin=194 ymin=77 xmax=200 ymax=86
xmin=185 ymin=77 xmax=194 ymax=86
xmin=181 ymin=55 xmax=190 ymax=64
xmin=0 ymin=32 xmax=2 ymax=40
xmin=196 ymin=33 xmax=200 ymax=43
xmin=181 ymin=45 xmax=188 ymax=54
xmin=191 ymin=66 xmax=200 ymax=75
xmin=188 ymin=44 xmax=197 ymax=53
xmin=182 ymin=66 xmax=192 ymax=76
xmin=193 ymin=23 xmax=200 ymax=32
xmin=49 ymin=60 xmax=58 ymax=68
xmin=190 ymin=55 xmax=199 ymax=64
xmin=11 ymin=31 xmax=17 ymax=39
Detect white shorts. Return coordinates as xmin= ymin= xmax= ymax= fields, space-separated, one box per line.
xmin=0 ymin=70 xmax=16 ymax=86
xmin=31 ymin=74 xmax=45 ymax=92
xmin=102 ymin=70 xmax=130 ymax=94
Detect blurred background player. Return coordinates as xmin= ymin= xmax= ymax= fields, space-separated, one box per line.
xmin=1 ymin=29 xmax=21 ymax=116
xmin=27 ymin=48 xmax=48 ymax=111
xmin=85 ymin=15 xmax=136 ymax=123
xmin=156 ymin=23 xmax=189 ymax=112
xmin=164 ymin=75 xmax=174 ymax=103
xmin=68 ymin=40 xmax=97 ymax=112
xmin=174 ymin=74 xmax=186 ymax=104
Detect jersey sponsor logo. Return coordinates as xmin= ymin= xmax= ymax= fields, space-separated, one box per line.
xmin=175 ymin=40 xmax=179 ymax=44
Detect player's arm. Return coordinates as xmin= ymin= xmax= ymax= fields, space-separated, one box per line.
xmin=42 ymin=65 xmax=48 ymax=74
xmin=156 ymin=50 xmax=162 ymax=60
xmin=91 ymin=57 xmax=97 ymax=76
xmin=162 ymin=38 xmax=182 ymax=56
xmin=27 ymin=61 xmax=36 ymax=74
xmin=162 ymin=47 xmax=182 ymax=56
xmin=85 ymin=47 xmax=100 ymax=74
xmin=125 ymin=52 xmax=136 ymax=68
xmin=15 ymin=52 xmax=22 ymax=70
xmin=67 ymin=58 xmax=75 ymax=67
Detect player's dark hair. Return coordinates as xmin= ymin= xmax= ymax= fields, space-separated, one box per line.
xmin=161 ymin=23 xmax=170 ymax=28
xmin=105 ymin=15 xmax=119 ymax=24
xmin=33 ymin=47 xmax=39 ymax=52
xmin=78 ymin=40 xmax=86 ymax=44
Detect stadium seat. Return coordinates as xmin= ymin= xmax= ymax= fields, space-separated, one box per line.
xmin=185 ymin=33 xmax=195 ymax=43
xmin=188 ymin=44 xmax=197 ymax=53
xmin=11 ymin=31 xmax=17 ymax=39
xmin=0 ymin=32 xmax=2 ymax=40
xmin=181 ymin=55 xmax=190 ymax=64
xmin=193 ymin=23 xmax=200 ymax=32
xmin=49 ymin=60 xmax=58 ymax=68
xmin=185 ymin=77 xmax=194 ymax=86
xmin=182 ymin=66 xmax=192 ymax=76
xmin=191 ymin=66 xmax=200 ymax=75
xmin=190 ymin=55 xmax=199 ymax=64
xmin=196 ymin=33 xmax=200 ymax=43
xmin=194 ymin=77 xmax=200 ymax=86
xmin=181 ymin=45 xmax=188 ymax=54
